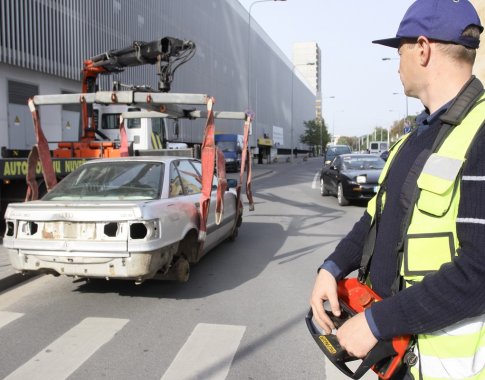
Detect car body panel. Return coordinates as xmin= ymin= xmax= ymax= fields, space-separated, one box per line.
xmin=320 ymin=154 xmax=385 ymax=205
xmin=3 ymin=156 xmax=240 ymax=282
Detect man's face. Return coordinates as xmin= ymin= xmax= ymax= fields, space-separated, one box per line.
xmin=398 ymin=40 xmax=419 ymax=98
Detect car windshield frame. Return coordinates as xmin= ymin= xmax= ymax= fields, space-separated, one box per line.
xmin=42 ymin=161 xmax=164 ymax=201
xmin=329 ymin=146 xmax=351 ymax=155
xmin=341 ymin=156 xmax=386 ymax=170
xmin=325 ymin=145 xmax=352 ymax=161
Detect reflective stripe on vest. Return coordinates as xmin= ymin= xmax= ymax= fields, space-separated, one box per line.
xmin=412 ymin=314 xmax=485 ymax=380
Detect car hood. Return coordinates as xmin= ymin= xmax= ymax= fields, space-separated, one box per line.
xmin=342 ymin=169 xmax=382 ymax=183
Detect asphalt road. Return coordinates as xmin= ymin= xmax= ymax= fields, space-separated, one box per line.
xmin=0 ymin=158 xmax=376 ymax=380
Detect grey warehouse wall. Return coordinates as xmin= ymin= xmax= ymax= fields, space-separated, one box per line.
xmin=0 ymin=0 xmax=315 ymax=150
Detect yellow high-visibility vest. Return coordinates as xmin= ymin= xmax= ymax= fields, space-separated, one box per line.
xmin=366 ymin=94 xmax=485 ymax=379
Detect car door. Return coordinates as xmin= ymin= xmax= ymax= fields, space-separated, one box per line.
xmin=162 ymin=160 xmax=198 ymax=245
xmin=189 ymin=161 xmax=236 ymax=250
xmin=327 ymin=156 xmax=341 ymax=194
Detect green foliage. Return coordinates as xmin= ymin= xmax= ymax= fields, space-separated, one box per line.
xmin=299 ymin=118 xmax=330 ymax=148
xmin=338 ymin=136 xmax=359 ymax=150
xmin=302 ymin=114 xmax=418 ymax=152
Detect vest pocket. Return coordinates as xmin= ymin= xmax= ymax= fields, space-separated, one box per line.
xmin=416 ymin=154 xmax=463 ymax=217
xmin=403 ymin=232 xmax=455 ymax=277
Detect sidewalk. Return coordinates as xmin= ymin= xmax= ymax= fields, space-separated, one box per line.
xmin=0 ymin=156 xmax=314 ymax=292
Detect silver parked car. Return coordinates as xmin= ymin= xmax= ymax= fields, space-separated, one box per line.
xmin=3 ymin=156 xmax=242 ymax=283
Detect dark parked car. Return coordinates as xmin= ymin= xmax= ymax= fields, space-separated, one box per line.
xmin=320 ymin=153 xmax=386 ymax=206
xmin=324 ymin=145 xmax=352 ymax=165
xmin=380 ymin=150 xmax=390 ymax=161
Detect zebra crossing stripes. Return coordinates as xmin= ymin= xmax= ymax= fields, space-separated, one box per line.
xmin=0 ymin=313 xmax=247 ymax=380
xmin=0 ymin=311 xmax=23 ymax=329
xmin=161 ymin=323 xmax=246 ymax=380
xmin=4 ymin=317 xmax=128 ymax=380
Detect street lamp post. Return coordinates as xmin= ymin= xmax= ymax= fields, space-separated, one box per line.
xmin=291 ymin=62 xmax=315 ymax=161
xmin=388 ymin=109 xmax=401 ymax=146
xmin=393 ymin=92 xmax=409 ymax=120
xmin=382 ymin=57 xmax=409 ymax=118
xmin=247 ymin=0 xmax=286 ymax=147
xmin=322 ymin=96 xmax=335 ymax=154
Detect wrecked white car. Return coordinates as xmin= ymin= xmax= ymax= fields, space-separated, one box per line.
xmin=3 ymin=156 xmax=241 ymax=283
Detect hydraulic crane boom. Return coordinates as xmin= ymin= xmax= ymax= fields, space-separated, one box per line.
xmin=80 ymin=37 xmax=196 ymax=141
xmin=82 ymin=37 xmax=196 ymax=93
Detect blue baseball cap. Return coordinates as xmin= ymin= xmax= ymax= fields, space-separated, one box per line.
xmin=373 ymin=0 xmax=483 ymax=49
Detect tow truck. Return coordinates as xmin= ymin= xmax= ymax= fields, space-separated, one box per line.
xmin=1 ymin=37 xmax=254 ymax=233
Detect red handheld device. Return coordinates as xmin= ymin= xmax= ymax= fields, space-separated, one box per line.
xmin=306 ymin=278 xmax=412 ymax=379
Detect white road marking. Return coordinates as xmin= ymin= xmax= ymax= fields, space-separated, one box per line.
xmin=161 ymin=323 xmax=246 ymax=380
xmin=0 ymin=311 xmax=23 ymax=329
xmin=312 ymin=171 xmax=320 ymax=189
xmin=4 ymin=317 xmax=129 ymax=380
xmin=0 ymin=275 xmax=52 ymax=310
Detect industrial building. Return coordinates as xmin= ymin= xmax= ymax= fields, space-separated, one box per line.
xmin=0 ymin=0 xmax=317 ymax=156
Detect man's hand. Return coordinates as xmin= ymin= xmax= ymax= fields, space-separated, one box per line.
xmin=309 ymin=269 xmax=341 ymax=334
xmin=336 ymin=312 xmax=378 ymax=358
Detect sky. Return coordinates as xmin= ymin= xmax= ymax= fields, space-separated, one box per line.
xmin=237 ymin=0 xmax=424 ymax=137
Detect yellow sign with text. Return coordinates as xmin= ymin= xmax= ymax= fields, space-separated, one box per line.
xmin=257 ymin=138 xmax=272 ymax=146
xmin=1 ymin=159 xmax=87 ymax=178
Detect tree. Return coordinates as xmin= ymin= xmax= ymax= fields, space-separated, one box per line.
xmin=299 ymin=118 xmax=330 ymax=151
xmin=338 ymin=136 xmax=359 ymax=151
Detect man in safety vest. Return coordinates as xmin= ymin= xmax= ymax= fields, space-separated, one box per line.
xmin=310 ymin=0 xmax=484 ymax=379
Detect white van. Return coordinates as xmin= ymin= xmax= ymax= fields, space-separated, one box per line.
xmin=369 ymin=141 xmax=388 ymax=154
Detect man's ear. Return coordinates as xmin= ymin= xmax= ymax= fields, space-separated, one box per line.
xmin=417 ymin=36 xmax=431 ymax=66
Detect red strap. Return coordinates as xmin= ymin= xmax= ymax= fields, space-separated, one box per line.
xmin=215 ymin=147 xmax=227 ymax=224
xmin=25 ymin=99 xmax=58 ymax=201
xmin=198 ymin=97 xmax=216 ymax=242
xmin=239 ymin=114 xmax=254 ymax=211
xmin=25 ymin=146 xmax=39 ymax=201
xmin=119 ymin=117 xmax=129 ymax=157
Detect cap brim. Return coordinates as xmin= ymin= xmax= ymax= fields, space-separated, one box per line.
xmin=372 ymin=37 xmax=401 ymax=48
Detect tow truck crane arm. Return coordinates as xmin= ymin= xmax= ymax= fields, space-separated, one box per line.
xmin=81 ymin=37 xmax=196 ymax=140
xmin=82 ymin=37 xmax=196 ymax=93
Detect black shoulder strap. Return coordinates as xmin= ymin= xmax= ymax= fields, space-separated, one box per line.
xmin=441 ymin=76 xmax=484 ymax=126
